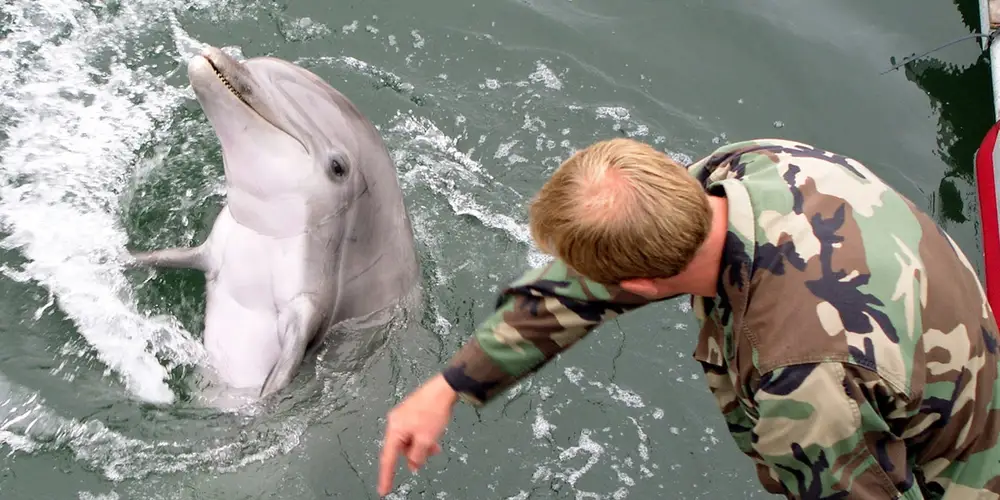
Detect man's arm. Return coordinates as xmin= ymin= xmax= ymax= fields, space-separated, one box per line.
xmin=440 ymin=258 xmax=661 ymax=406
xmin=749 ymin=361 xmax=915 ymax=499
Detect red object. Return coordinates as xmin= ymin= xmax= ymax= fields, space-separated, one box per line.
xmin=975 ymin=118 xmax=1000 ymax=315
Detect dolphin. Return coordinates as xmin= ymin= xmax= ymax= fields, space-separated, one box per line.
xmin=129 ymin=46 xmax=420 ymax=399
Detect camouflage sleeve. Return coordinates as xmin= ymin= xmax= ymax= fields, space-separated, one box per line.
xmin=750 ymin=361 xmax=912 ymax=499
xmin=441 ymin=259 xmax=660 ymax=406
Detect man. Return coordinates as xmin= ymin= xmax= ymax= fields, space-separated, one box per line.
xmin=377 ymin=137 xmax=1000 ymax=498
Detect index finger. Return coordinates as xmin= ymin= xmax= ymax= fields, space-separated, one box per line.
xmin=378 ymin=431 xmax=406 ymax=496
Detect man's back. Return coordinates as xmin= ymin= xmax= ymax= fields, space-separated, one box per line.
xmin=686 ymin=138 xmax=1000 ymax=498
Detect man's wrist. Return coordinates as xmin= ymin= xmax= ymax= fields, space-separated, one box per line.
xmin=428 ymin=372 xmax=459 ymax=406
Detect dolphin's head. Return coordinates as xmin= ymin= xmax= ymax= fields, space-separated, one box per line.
xmin=186 ymin=46 xmax=387 ymax=237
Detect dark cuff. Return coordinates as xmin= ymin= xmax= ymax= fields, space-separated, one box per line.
xmin=442 ymin=337 xmax=519 ymax=407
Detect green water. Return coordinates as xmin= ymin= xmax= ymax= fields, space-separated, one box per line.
xmin=0 ymin=0 xmax=992 ymax=498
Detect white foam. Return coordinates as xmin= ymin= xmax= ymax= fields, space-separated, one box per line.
xmin=528 ymin=61 xmax=563 ymax=91
xmin=556 ymin=429 xmax=604 ymax=486
xmin=78 ymin=492 xmax=121 ymax=500
xmin=410 ymin=30 xmax=425 ymax=49
xmin=481 ymin=78 xmax=502 ymax=90
xmin=0 ymin=0 xmax=212 ymax=405
xmin=532 ymin=410 xmax=556 ymax=439
xmin=589 ymin=380 xmax=645 ymax=408
xmin=495 ymin=139 xmax=521 ymax=159
xmin=628 ymin=417 xmax=649 ymax=462
xmin=0 ymin=367 xmax=308 ymax=481
xmin=595 ymin=106 xmax=631 ymax=122
xmin=387 ymin=113 xmax=550 ymax=267
xmin=564 ymin=366 xmax=586 ymax=385
xmin=279 ymin=16 xmax=331 ymax=42
xmin=563 ymin=366 xmax=645 ymax=408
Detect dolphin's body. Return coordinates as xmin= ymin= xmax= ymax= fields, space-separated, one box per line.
xmin=131 ymin=46 xmax=419 ymax=399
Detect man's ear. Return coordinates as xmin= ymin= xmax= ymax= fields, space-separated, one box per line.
xmin=619 ymin=278 xmax=663 ymax=299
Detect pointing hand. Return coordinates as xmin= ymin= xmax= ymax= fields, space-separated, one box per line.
xmin=377 ymin=374 xmax=458 ymax=497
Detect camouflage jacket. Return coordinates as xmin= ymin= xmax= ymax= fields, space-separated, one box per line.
xmin=442 ymin=139 xmax=1000 ymax=499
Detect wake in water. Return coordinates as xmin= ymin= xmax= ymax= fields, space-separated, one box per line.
xmin=0 ymin=0 xmax=208 ymax=405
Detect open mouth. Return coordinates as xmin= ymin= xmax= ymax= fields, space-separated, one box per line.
xmin=204 ymin=56 xmax=252 ymax=107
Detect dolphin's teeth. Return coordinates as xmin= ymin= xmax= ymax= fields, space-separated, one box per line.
xmin=210 ymin=65 xmax=245 ymax=103
xmin=203 ymin=56 xmax=252 ymax=107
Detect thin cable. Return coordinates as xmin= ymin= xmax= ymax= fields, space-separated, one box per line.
xmin=880 ymin=27 xmax=1000 ymax=75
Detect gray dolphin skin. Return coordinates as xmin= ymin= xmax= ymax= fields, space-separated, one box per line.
xmin=130 ymin=46 xmax=420 ymax=399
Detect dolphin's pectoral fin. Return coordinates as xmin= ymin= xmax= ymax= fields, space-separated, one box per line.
xmin=260 ymin=296 xmax=321 ymax=398
xmin=128 ymin=245 xmax=209 ymax=272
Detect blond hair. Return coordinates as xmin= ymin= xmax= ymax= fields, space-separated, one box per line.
xmin=528 ymin=137 xmax=711 ymax=284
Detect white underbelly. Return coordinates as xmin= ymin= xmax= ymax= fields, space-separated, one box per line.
xmin=200 ymin=208 xmax=312 ymax=389
xmin=203 ymin=291 xmax=280 ymax=388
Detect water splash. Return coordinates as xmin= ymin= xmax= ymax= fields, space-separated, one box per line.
xmin=0 ymin=369 xmax=310 ymax=482
xmin=0 ymin=0 xmax=211 ymax=405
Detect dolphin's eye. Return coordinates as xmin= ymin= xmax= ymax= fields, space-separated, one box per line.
xmin=330 ymin=159 xmax=347 ymax=178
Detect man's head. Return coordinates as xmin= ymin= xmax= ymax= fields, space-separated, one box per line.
xmin=528 ymin=137 xmax=712 ymax=296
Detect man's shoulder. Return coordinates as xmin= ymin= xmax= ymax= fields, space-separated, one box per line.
xmin=687 ymin=138 xmax=873 ymax=182
xmin=740 ymin=197 xmax=992 ymax=398
xmin=713 ymin=140 xmax=998 ymax=397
